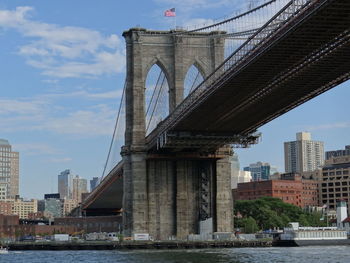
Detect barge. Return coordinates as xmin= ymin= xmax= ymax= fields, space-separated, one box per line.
xmin=274 ymin=222 xmax=350 ymax=246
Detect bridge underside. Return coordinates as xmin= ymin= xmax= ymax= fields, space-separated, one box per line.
xmin=147 ymin=0 xmax=350 ymax=151
xmin=82 ymin=163 xmax=123 ymax=217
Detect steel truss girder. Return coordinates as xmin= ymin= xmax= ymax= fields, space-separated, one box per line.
xmin=156 ymin=131 xmax=260 ymax=151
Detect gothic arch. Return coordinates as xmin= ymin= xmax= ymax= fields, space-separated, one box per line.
xmin=144 ymin=63 xmax=170 ymax=134
xmin=190 ymin=59 xmax=208 ymax=79
xmin=183 ymin=63 xmax=205 ymax=98
xmin=144 ymin=57 xmax=172 ymax=89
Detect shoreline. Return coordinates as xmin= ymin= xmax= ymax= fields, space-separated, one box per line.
xmin=4 ymin=240 xmax=272 ymax=250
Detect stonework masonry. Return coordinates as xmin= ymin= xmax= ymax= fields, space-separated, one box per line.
xmin=121 ymin=28 xmax=232 ymax=240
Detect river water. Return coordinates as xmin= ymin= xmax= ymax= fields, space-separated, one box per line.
xmin=2 ymin=246 xmax=350 ymax=263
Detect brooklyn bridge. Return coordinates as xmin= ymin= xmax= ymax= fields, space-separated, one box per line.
xmin=80 ymin=0 xmax=350 ymax=240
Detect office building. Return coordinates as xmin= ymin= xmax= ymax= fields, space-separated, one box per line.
xmin=235 ymin=173 xmax=319 ymax=208
xmin=72 ymin=175 xmax=88 ymax=203
xmin=0 ymin=139 xmax=19 ymax=199
xmin=44 ymin=193 xmax=60 ymax=199
xmin=320 ymin=154 xmax=350 ymax=211
xmin=12 ymin=197 xmax=37 ymax=219
xmin=0 ymin=183 xmax=7 ymax=201
xmin=235 ymin=177 xmax=303 ymax=207
xmin=44 ymin=198 xmax=62 ymax=218
xmin=37 ymin=199 xmax=45 ymax=212
xmin=244 ymin=162 xmax=271 ymax=181
xmin=231 ymin=171 xmax=252 ymax=189
xmin=326 ymin=145 xmax=350 ymax=160
xmin=63 ymin=199 xmax=78 ymax=216
xmin=230 ymin=153 xmax=252 ymax=188
xmin=90 ymin=177 xmax=100 ymax=192
xmin=0 ymin=201 xmax=12 ymax=215
xmin=58 ymin=169 xmax=74 ymax=199
xmin=284 ymin=132 xmax=324 ymax=173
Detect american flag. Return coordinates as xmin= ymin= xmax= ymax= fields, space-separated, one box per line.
xmin=164 ymin=8 xmax=176 ymax=17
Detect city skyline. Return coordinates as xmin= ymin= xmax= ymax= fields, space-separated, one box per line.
xmin=0 ymin=0 xmax=349 ymax=199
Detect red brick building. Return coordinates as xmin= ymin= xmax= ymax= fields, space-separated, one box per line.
xmin=301 ymin=179 xmax=319 ymax=207
xmin=0 ymin=201 xmax=12 ymax=215
xmin=0 ymin=214 xmax=77 ymax=239
xmin=55 ymin=216 xmax=122 ymax=233
xmin=235 ymin=174 xmax=319 ymax=208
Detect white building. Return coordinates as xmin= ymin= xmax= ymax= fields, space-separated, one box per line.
xmin=231 ymin=170 xmax=252 ymax=189
xmin=12 ymin=197 xmax=37 ymax=219
xmin=72 ymin=175 xmax=88 ymax=203
xmin=230 ymin=153 xmax=252 ymax=189
xmin=284 ymin=132 xmax=324 ymax=173
xmin=0 ymin=139 xmax=19 ymax=199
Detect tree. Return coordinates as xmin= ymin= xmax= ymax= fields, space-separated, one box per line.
xmin=235 ymin=217 xmax=259 ymax=233
xmin=234 ymin=197 xmax=325 ymax=230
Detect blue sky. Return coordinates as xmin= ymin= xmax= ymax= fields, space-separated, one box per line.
xmin=0 ymin=0 xmax=349 ymax=199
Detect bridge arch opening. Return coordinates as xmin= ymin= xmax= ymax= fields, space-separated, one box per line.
xmin=145 ymin=63 xmax=170 ymax=135
xmin=184 ymin=63 xmax=205 ymax=98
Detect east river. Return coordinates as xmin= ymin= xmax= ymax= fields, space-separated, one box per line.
xmin=2 ymin=246 xmax=350 ymax=263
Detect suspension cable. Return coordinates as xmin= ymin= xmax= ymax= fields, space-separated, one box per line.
xmin=174 ymin=0 xmax=278 ymax=35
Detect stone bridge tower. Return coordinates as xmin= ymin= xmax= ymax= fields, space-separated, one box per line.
xmin=122 ymin=28 xmax=233 ymax=240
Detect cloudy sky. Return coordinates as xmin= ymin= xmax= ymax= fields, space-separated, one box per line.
xmin=0 ymin=0 xmax=349 ymax=199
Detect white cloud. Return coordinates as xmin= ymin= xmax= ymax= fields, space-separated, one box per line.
xmin=0 ymin=103 xmax=116 ymax=136
xmin=155 ymin=0 xmax=235 ymax=13
xmin=304 ymin=122 xmax=350 ymax=131
xmin=0 ymin=6 xmax=125 ymax=78
xmin=48 ymin=157 xmax=73 ymax=163
xmin=0 ymin=98 xmax=46 ymax=115
xmin=0 ymin=89 xmax=122 ymax=136
xmin=183 ymin=18 xmax=215 ymax=30
xmin=41 ymin=107 xmax=115 ymax=136
xmin=13 ymin=143 xmax=61 ymax=156
xmin=41 ymin=89 xmax=123 ymax=100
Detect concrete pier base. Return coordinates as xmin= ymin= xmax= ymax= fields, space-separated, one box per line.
xmin=123 ymin=157 xmax=233 ymax=240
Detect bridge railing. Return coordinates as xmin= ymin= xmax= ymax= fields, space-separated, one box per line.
xmin=146 ymin=0 xmax=313 ymax=148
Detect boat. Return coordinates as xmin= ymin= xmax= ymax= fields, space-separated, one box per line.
xmin=0 ymin=246 xmax=9 ymax=254
xmin=274 ymin=222 xmax=350 ymax=246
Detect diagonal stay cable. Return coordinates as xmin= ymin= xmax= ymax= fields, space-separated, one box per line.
xmin=146 ymin=70 xmax=163 ymax=117
xmin=189 ymin=71 xmax=200 ymax=95
xmin=101 ymin=81 xmax=126 ymax=180
xmin=146 ymin=73 xmax=166 ymax=133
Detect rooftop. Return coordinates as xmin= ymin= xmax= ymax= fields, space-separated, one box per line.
xmin=0 ymin=139 xmax=10 ymax=146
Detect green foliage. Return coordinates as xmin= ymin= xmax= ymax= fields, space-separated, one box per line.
xmin=117 ymin=233 xmax=124 ymax=242
xmin=234 ymin=197 xmax=325 ymax=232
xmin=235 ymin=217 xmax=259 ymax=233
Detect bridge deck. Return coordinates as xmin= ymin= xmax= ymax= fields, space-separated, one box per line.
xmin=147 ymin=0 xmax=350 ymax=150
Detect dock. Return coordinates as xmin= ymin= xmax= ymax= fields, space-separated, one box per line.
xmin=6 ymin=240 xmax=272 ymax=250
